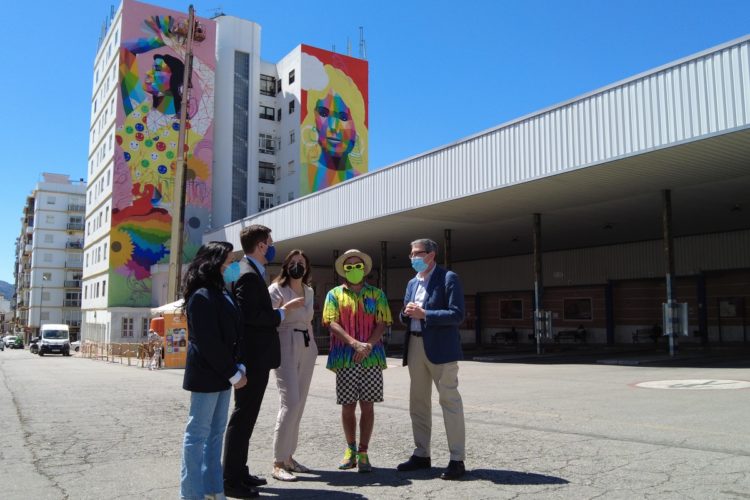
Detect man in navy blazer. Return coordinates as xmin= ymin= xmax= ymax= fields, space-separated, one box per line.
xmin=223 ymin=225 xmax=303 ymax=498
xmin=397 ymin=238 xmax=466 ymax=480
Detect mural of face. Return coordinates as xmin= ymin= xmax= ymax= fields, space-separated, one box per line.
xmin=315 ymin=92 xmax=357 ymax=159
xmin=145 ymin=56 xmax=172 ymax=96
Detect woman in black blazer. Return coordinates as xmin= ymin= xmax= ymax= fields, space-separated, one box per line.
xmin=180 ymin=241 xmax=247 ymax=500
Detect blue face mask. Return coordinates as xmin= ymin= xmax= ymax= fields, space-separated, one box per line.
xmin=223 ymin=261 xmax=240 ymax=284
xmin=411 ymin=257 xmax=428 ymax=273
xmin=264 ymin=244 xmax=276 ymax=263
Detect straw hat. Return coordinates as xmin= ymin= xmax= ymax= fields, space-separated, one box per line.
xmin=335 ymin=249 xmax=373 ymax=278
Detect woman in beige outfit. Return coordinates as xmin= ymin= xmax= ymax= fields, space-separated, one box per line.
xmin=268 ymin=250 xmax=318 ymax=481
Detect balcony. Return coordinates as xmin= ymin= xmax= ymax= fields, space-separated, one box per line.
xmin=67 ymin=204 xmax=86 ymax=213
xmin=65 ymin=261 xmax=83 ymax=269
xmin=64 ymin=280 xmax=82 ymax=288
xmin=63 ymin=300 xmax=81 ymax=307
xmin=25 ymin=226 xmax=33 ymax=234
xmin=24 ymin=244 xmax=32 ymax=254
xmin=66 ymin=223 xmax=84 ymax=231
xmin=66 ymin=240 xmax=84 ymax=249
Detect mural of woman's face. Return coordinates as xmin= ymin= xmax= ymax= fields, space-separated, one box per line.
xmin=145 ymin=57 xmax=172 ymax=96
xmin=315 ymin=92 xmax=357 ymax=158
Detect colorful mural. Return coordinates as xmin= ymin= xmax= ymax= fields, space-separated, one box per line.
xmin=300 ymin=45 xmax=368 ymax=195
xmin=110 ymin=0 xmax=215 ymax=306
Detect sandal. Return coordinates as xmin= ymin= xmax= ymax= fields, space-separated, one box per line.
xmin=272 ymin=465 xmax=297 ymax=482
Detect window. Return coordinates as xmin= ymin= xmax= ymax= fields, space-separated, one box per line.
xmin=277 ymin=79 xmax=282 ymax=94
xmin=288 ymin=69 xmax=295 ymax=84
xmin=95 ymin=282 xmax=100 ymax=297
xmin=277 ymin=108 xmax=282 ymax=121
xmin=289 ymin=130 xmax=295 ymax=144
xmin=84 ymin=285 xmax=88 ymax=299
xmin=288 ymin=192 xmax=294 ymax=201
xmin=43 ymin=272 xmax=52 ymax=280
xmin=47 ymin=196 xmax=56 ymax=205
xmin=44 ymin=234 xmax=54 ymax=243
xmin=122 ymin=317 xmax=134 ymax=337
xmin=258 ymin=192 xmax=273 ymax=211
xmin=46 ymin=215 xmax=54 ymax=224
xmin=289 ymin=100 xmax=295 ymax=114
xmin=142 ymin=317 xmax=149 ymax=337
xmin=288 ymin=160 xmax=295 ymax=174
xmin=102 ymin=280 xmax=106 ymax=296
xmin=258 ymin=133 xmax=275 ymax=154
xmin=259 ymin=162 xmax=275 ymax=184
xmin=260 ymin=74 xmax=276 ymax=96
xmin=259 ymin=105 xmax=275 ymax=121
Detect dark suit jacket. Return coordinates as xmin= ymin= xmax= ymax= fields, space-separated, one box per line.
xmin=232 ymin=257 xmax=282 ymax=370
xmin=183 ymin=286 xmax=242 ymax=392
xmin=400 ymin=265 xmax=465 ymax=366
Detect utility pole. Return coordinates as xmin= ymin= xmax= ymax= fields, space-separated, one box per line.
xmin=167 ymin=6 xmax=200 ymax=303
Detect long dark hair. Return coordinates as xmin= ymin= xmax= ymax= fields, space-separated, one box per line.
xmin=182 ymin=241 xmax=233 ymax=309
xmin=153 ymin=53 xmax=184 ymax=115
xmin=274 ymin=249 xmax=311 ymax=288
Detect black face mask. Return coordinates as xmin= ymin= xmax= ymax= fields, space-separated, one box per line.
xmin=288 ymin=262 xmax=305 ymax=280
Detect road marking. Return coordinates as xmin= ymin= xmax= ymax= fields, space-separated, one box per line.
xmin=635 ymin=379 xmax=750 ymax=390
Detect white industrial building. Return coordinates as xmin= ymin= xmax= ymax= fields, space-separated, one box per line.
xmin=13 ymin=173 xmax=86 ymax=341
xmin=206 ymin=35 xmax=750 ymax=348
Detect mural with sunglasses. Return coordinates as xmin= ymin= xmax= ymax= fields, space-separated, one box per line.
xmin=109 ymin=0 xmax=216 ymax=306
xmin=299 ymin=45 xmax=368 ymax=195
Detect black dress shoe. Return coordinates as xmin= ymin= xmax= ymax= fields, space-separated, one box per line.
xmin=440 ymin=460 xmax=466 ymax=480
xmin=224 ymin=482 xmax=259 ymax=499
xmin=397 ymin=455 xmax=432 ymax=471
xmin=242 ymin=474 xmax=267 ymax=487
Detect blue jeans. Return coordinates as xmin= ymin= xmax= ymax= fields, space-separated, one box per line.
xmin=180 ymin=389 xmax=231 ymax=500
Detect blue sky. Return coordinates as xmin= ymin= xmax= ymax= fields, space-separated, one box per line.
xmin=1 ymin=0 xmax=749 ymax=284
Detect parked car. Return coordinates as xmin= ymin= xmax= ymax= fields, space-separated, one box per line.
xmin=29 ymin=337 xmax=40 ymax=355
xmin=0 ymin=339 xmax=4 ymax=351
xmin=2 ymin=334 xmax=14 ymax=348
xmin=10 ymin=336 xmax=24 ymax=349
xmin=71 ymin=340 xmax=81 ymax=352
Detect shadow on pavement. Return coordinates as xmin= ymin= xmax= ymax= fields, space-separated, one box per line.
xmin=259 ymin=486 xmax=367 ymax=498
xmin=296 ymin=469 xmax=413 ymax=488
xmin=469 ymin=468 xmax=569 ymax=485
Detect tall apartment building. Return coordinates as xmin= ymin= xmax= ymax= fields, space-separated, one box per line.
xmin=82 ymin=0 xmax=367 ymax=344
xmin=13 ymin=173 xmax=86 ymax=341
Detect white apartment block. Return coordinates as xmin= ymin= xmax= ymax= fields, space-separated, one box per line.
xmin=82 ymin=0 xmax=367 ymax=345
xmin=13 ymin=173 xmax=86 ymax=341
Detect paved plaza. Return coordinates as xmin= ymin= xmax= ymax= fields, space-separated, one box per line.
xmin=1 ymin=347 xmax=749 ymax=499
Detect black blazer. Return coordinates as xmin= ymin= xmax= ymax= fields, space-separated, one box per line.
xmin=183 ymin=287 xmax=242 ymax=392
xmin=232 ymin=257 xmax=282 ymax=370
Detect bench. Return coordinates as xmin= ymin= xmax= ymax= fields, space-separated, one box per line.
xmin=491 ymin=329 xmax=519 ymax=344
xmin=554 ymin=328 xmax=587 ymax=343
xmin=632 ymin=327 xmax=661 ymax=343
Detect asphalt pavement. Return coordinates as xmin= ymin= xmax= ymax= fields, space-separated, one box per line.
xmin=1 ymin=346 xmax=749 ymax=499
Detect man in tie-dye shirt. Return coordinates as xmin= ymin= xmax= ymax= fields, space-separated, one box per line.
xmin=322 ymin=249 xmax=392 ymax=473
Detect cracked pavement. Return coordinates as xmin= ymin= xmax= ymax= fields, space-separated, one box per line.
xmin=1 ymin=348 xmax=749 ymax=499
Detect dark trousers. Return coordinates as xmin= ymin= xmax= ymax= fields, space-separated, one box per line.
xmin=222 ymin=365 xmax=270 ymax=484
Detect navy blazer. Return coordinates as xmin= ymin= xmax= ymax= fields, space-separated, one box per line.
xmin=183 ymin=287 xmax=242 ymax=392
xmin=400 ymin=265 xmax=465 ymax=365
xmin=232 ymin=257 xmax=282 ymax=370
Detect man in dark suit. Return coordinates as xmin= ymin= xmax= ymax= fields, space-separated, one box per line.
xmin=223 ymin=225 xmax=303 ymax=498
xmin=397 ymin=238 xmax=467 ymax=480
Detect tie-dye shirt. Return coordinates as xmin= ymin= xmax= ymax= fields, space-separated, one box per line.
xmin=322 ymin=283 xmax=392 ymax=371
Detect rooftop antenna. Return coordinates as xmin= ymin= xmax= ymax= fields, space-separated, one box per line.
xmin=208 ymin=6 xmax=225 ymax=19
xmin=110 ymin=4 xmax=115 ymax=20
xmin=332 ymin=43 xmax=336 ymax=53
xmin=358 ymin=26 xmax=367 ymax=59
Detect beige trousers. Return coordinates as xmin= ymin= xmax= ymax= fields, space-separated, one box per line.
xmin=407 ymin=335 xmax=466 ymax=461
xmin=272 ymin=327 xmax=317 ymax=463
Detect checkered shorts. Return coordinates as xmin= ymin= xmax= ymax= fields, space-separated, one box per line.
xmin=335 ymin=365 xmax=384 ymax=405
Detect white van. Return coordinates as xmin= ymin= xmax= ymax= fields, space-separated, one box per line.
xmin=39 ymin=324 xmax=71 ymax=356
